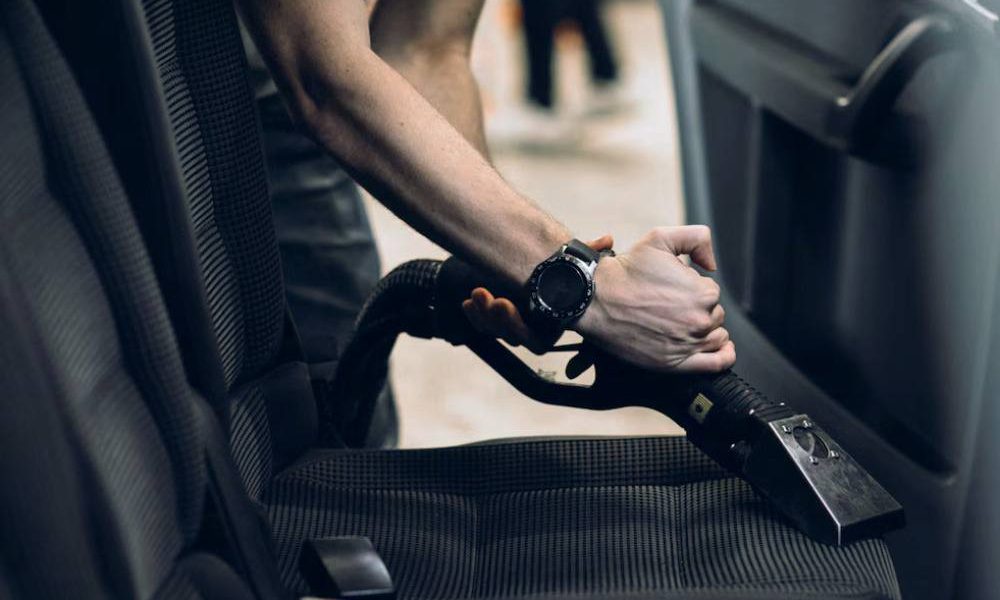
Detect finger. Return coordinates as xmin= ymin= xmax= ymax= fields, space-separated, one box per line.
xmin=490 ymin=296 xmax=558 ymax=353
xmin=487 ymin=297 xmax=533 ymax=346
xmin=586 ymin=234 xmax=614 ymax=252
xmin=661 ymin=225 xmax=717 ymax=271
xmin=467 ymin=289 xmax=501 ymax=336
xmin=492 ymin=298 xmax=535 ymax=339
xmin=708 ymin=303 xmax=725 ymax=329
xmin=700 ymin=278 xmax=721 ymax=308
xmin=697 ymin=327 xmax=730 ymax=353
xmin=673 ymin=341 xmax=736 ymax=373
xmin=471 ymin=287 xmax=494 ymax=310
xmin=462 ymin=298 xmax=490 ymax=333
xmin=690 ymin=304 xmax=726 ymax=337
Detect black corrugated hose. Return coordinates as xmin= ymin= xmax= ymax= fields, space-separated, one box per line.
xmin=327 ymin=257 xmax=790 ymax=464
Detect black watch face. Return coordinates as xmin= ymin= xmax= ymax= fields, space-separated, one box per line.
xmin=537 ymin=260 xmax=587 ymax=312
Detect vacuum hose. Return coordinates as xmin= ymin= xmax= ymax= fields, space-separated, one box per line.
xmin=324 ymin=259 xmax=442 ymax=447
xmin=330 ymin=257 xmax=904 ymax=546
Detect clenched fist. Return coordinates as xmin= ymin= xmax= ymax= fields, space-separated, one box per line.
xmin=463 ymin=226 xmax=735 ymax=373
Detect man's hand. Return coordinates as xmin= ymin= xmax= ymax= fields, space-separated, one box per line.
xmin=462 ymin=226 xmax=735 ymax=373
xmin=580 ymin=225 xmax=734 ymax=373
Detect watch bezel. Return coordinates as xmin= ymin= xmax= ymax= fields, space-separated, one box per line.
xmin=527 ymin=253 xmax=595 ymax=323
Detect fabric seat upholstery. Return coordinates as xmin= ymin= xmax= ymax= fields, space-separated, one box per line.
xmin=46 ymin=0 xmax=904 ymax=598
xmin=0 ymin=2 xmax=261 ymax=597
xmin=265 ymin=437 xmax=899 ymax=600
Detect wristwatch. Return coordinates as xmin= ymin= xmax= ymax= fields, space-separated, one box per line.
xmin=526 ymin=239 xmax=607 ymax=335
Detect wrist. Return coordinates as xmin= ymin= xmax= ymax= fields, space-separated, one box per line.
xmin=516 ymin=219 xmax=573 ymax=282
xmin=572 ymin=254 xmax=618 ymax=339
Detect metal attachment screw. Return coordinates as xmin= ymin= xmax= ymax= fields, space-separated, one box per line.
xmin=809 ymin=456 xmax=820 ymax=465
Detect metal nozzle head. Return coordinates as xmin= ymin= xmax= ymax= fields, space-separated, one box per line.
xmin=743 ymin=414 xmax=905 ymax=546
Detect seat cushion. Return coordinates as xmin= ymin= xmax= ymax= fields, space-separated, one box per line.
xmin=265 ymin=436 xmax=900 ymax=600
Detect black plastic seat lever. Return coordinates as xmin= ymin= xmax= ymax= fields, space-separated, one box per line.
xmin=299 ymin=537 xmax=395 ymax=600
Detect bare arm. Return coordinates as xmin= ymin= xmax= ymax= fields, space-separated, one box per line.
xmin=236 ymin=0 xmax=735 ymax=372
xmin=237 ymin=0 xmax=560 ymax=285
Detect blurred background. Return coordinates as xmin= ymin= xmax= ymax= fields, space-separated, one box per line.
xmin=362 ymin=0 xmax=685 ymax=447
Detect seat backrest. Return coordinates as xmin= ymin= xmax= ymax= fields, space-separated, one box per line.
xmin=40 ymin=0 xmax=323 ymax=499
xmin=0 ymin=244 xmax=108 ymax=599
xmin=0 ymin=2 xmax=259 ymax=596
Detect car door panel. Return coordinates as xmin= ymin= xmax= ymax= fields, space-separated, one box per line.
xmin=662 ymin=2 xmax=1000 ymax=599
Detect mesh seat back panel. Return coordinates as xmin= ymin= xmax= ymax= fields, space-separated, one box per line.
xmin=141 ymin=0 xmax=285 ymax=391
xmin=134 ymin=0 xmax=302 ymax=502
xmin=230 ymin=384 xmax=274 ymax=502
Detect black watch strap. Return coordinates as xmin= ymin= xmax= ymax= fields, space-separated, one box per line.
xmin=565 ymin=238 xmax=600 ymax=263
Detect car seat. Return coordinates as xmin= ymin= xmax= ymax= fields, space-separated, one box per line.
xmin=27 ymin=0 xmax=903 ymax=597
xmin=0 ymin=2 xmax=273 ymax=596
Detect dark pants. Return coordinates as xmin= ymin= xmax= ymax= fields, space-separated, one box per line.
xmin=521 ymin=0 xmax=619 ymax=108
xmin=256 ymin=93 xmax=398 ymax=449
xmin=242 ymin=27 xmax=396 ymax=448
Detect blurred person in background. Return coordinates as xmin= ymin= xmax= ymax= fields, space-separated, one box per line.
xmin=523 ymin=0 xmax=625 ymax=116
xmin=490 ymin=0 xmax=631 ymax=147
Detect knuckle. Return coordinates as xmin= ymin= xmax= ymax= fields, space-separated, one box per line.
xmin=689 ymin=312 xmax=713 ymax=333
xmin=723 ymin=345 xmax=737 ymax=368
xmin=639 ymin=230 xmax=660 ymax=246
xmin=701 ymin=282 xmax=721 ymax=305
xmin=687 ymin=224 xmax=710 ymax=241
xmin=643 ymin=228 xmax=665 ymax=246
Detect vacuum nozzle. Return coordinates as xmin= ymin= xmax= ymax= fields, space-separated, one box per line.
xmin=744 ymin=413 xmax=904 ymax=545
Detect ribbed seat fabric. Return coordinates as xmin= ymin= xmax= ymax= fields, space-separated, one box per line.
xmin=47 ymin=0 xmax=904 ymax=598
xmin=0 ymin=2 xmax=259 ymax=596
xmin=265 ymin=437 xmax=899 ymax=600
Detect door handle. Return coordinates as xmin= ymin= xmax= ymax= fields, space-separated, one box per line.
xmin=827 ymin=15 xmax=959 ymax=157
xmin=691 ymin=6 xmax=960 ymax=164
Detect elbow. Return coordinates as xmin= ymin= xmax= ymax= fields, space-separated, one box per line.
xmin=283 ymin=51 xmax=365 ymax=139
xmin=284 ymin=68 xmax=330 ymax=136
xmin=281 ymin=66 xmax=355 ymax=156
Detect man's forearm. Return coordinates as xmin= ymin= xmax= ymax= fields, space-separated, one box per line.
xmin=239 ymin=0 xmax=735 ymax=374
xmin=238 ymin=0 xmax=566 ymax=284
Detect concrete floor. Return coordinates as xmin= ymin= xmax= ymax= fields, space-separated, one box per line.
xmin=364 ymin=0 xmax=686 ymax=448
